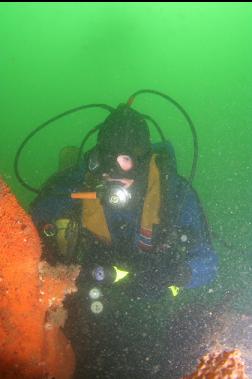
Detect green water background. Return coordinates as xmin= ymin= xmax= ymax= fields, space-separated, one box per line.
xmin=1 ymin=2 xmax=252 ymax=309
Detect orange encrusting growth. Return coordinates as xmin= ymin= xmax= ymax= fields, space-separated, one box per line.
xmin=0 ymin=179 xmax=79 ymax=379
xmin=183 ymin=349 xmax=248 ymax=379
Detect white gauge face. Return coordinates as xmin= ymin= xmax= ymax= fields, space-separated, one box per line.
xmin=93 ymin=266 xmax=105 ymax=281
xmin=91 ymin=301 xmax=104 ymax=314
xmin=89 ymin=287 xmax=102 ymax=300
xmin=108 ymin=185 xmax=131 ymax=207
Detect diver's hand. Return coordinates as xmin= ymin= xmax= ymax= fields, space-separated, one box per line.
xmin=125 ymin=250 xmax=192 ymax=299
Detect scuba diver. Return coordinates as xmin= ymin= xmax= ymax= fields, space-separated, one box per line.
xmin=17 ymin=90 xmax=218 ymax=378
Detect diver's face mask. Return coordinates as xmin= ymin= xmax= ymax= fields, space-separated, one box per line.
xmin=88 ymin=149 xmax=148 ymax=209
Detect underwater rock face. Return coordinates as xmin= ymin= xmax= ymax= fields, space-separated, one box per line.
xmin=0 ymin=179 xmax=80 ymax=379
xmin=182 ymin=349 xmax=248 ymax=379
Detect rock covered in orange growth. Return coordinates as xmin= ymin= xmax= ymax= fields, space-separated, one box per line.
xmin=0 ymin=179 xmax=80 ymax=379
xmin=183 ymin=349 xmax=248 ymax=379
xmin=39 ymin=262 xmax=80 ymax=379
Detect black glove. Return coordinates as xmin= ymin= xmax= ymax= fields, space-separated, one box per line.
xmin=124 ymin=250 xmax=192 ymax=299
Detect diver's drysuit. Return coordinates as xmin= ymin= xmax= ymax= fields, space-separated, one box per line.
xmin=30 ymin=105 xmax=218 ymax=379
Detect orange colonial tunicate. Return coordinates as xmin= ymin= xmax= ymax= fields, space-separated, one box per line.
xmin=0 ymin=179 xmax=80 ymax=379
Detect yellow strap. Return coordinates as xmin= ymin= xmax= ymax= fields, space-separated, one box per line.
xmin=55 ymin=218 xmax=71 ymax=256
xmin=82 ymin=198 xmax=111 ymax=242
xmin=141 ymin=154 xmax=161 ymax=232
